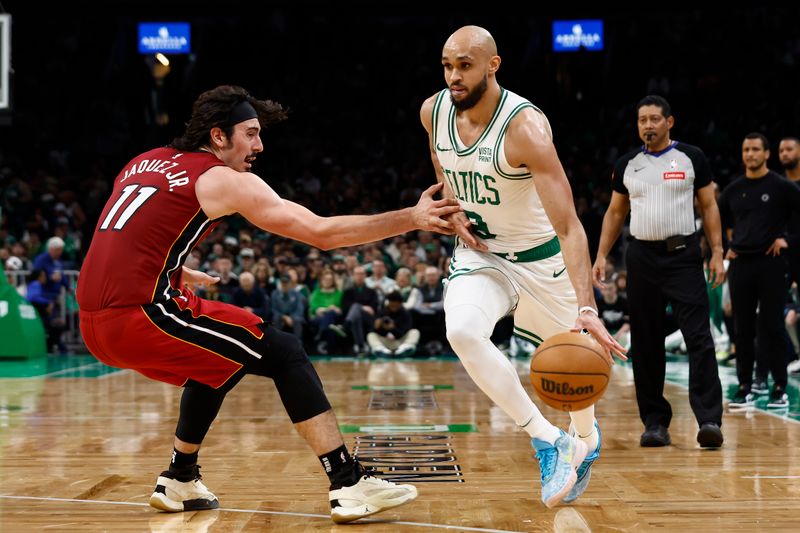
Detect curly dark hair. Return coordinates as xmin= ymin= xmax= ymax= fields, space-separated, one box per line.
xmin=170 ymin=85 xmax=288 ymax=151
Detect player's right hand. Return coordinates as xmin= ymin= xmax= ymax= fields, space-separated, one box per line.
xmin=447 ymin=210 xmax=488 ymax=251
xmin=572 ymin=313 xmax=628 ymax=364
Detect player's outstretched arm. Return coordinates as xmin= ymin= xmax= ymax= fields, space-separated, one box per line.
xmin=196 ymin=167 xmax=460 ymax=250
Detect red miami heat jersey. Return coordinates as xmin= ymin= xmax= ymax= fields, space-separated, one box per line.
xmin=77 ymin=147 xmax=224 ymax=311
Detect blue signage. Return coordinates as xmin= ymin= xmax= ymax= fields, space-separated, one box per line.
xmin=138 ymin=22 xmax=191 ymax=54
xmin=552 ymin=20 xmax=604 ymax=52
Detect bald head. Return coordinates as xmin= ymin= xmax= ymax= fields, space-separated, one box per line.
xmin=443 ymin=26 xmax=497 ymax=61
xmin=441 ymin=26 xmax=500 ymax=110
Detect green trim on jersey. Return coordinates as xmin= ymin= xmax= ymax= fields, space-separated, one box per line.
xmin=513 ymin=325 xmax=544 ymax=345
xmin=432 ymin=89 xmax=447 ymax=147
xmin=491 ymin=235 xmax=560 ymax=263
xmin=493 ymin=102 xmax=536 ymax=179
xmin=447 ymin=265 xmax=504 ymax=281
xmin=448 ymin=88 xmax=508 ymax=156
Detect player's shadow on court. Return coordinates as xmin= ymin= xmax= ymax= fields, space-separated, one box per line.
xmin=553 ymin=507 xmax=592 ymax=533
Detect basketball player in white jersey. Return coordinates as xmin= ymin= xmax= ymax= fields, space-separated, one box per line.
xmin=420 ymin=26 xmax=627 ymax=508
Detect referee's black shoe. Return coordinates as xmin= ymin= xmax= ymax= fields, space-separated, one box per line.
xmin=640 ymin=425 xmax=671 ymax=447
xmin=696 ymin=422 xmax=724 ymax=448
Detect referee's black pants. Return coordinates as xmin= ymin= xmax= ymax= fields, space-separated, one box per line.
xmin=727 ymin=253 xmax=788 ymax=391
xmin=626 ymin=236 xmax=723 ymax=429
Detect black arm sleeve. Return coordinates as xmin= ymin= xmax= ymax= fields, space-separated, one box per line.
xmin=681 ymin=143 xmax=714 ymax=190
xmin=611 ymin=156 xmax=630 ymax=195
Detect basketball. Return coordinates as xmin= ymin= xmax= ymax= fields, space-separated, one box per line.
xmin=530 ymin=331 xmax=611 ymax=411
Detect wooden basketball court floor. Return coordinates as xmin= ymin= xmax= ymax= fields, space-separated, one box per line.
xmin=2 ymin=354 xmax=800 ymax=532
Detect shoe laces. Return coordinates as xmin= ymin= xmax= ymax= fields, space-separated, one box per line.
xmin=535 ymin=447 xmax=556 ymax=481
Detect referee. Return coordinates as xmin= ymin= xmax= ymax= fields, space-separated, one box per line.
xmin=718 ymin=133 xmax=800 ymax=409
xmin=593 ymin=95 xmax=725 ymax=448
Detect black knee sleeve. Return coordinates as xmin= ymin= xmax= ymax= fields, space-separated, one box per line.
xmin=275 ymin=361 xmax=331 ymax=423
xmin=175 ymin=375 xmax=242 ymax=444
xmin=262 ymin=328 xmax=331 ymax=423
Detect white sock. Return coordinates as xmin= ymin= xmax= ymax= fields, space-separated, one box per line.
xmin=569 ymin=406 xmax=598 ymax=451
xmin=519 ymin=410 xmax=562 ymax=443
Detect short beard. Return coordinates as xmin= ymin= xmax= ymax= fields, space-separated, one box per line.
xmin=783 ymin=159 xmax=799 ymax=171
xmin=451 ymin=75 xmax=488 ymax=111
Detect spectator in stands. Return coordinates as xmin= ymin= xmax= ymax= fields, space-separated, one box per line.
xmin=385 ymin=236 xmax=407 ymax=266
xmin=232 ymin=271 xmax=268 ymax=321
xmin=413 ymin=265 xmax=446 ymax=353
xmin=413 ymin=262 xmax=428 ymax=287
xmin=201 ymin=242 xmax=224 ymax=271
xmin=271 ymin=273 xmax=305 ymax=339
xmin=235 ymin=247 xmax=256 ymax=275
xmin=253 ymin=261 xmax=276 ymax=295
xmin=32 ymin=236 xmax=70 ymax=302
xmin=305 ymin=252 xmax=325 ymax=291
xmin=209 ymin=254 xmax=239 ymax=303
xmin=423 ymin=240 xmax=447 ymax=272
xmin=52 ymin=216 xmax=80 ymax=268
xmin=343 ymin=254 xmax=359 ymax=276
xmin=26 ymin=268 xmax=66 ymax=354
xmin=401 ymin=252 xmax=421 ymax=275
xmin=10 ymin=242 xmax=32 ymax=271
xmin=366 ymin=259 xmax=397 ymax=298
xmin=272 ymin=255 xmax=290 ymax=278
xmin=309 ymin=269 xmax=345 ymax=354
xmin=342 ymin=265 xmax=379 ymax=356
xmin=614 ymin=270 xmax=628 ymax=299
xmin=287 ymin=266 xmax=310 ymax=304
xmin=394 ymin=267 xmax=422 ymax=310
xmin=598 ymin=282 xmax=630 ymax=348
xmin=367 ymin=291 xmax=420 ymax=357
xmin=330 ymin=254 xmax=349 ymax=291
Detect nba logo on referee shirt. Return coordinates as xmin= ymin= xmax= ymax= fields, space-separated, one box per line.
xmin=663 ymin=159 xmax=684 ymax=179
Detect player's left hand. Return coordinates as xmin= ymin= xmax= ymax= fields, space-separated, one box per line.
xmin=412 ymin=183 xmax=463 ymax=234
xmin=182 ymin=266 xmax=220 ymax=289
xmin=572 ymin=312 xmax=628 ymax=365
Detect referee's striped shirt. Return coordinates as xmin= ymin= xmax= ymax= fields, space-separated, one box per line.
xmin=612 ymin=141 xmax=713 ymax=241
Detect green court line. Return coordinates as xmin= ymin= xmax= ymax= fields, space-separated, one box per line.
xmin=340 ymin=423 xmax=477 ymax=433
xmin=0 ymin=355 xmax=121 ymax=379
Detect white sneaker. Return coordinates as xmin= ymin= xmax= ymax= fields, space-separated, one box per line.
xmin=371 ymin=346 xmax=393 ymax=357
xmin=149 ymin=467 xmax=219 ymax=512
xmin=329 ymin=474 xmax=418 ymax=524
xmin=788 ymin=359 xmax=800 ymax=374
xmin=395 ymin=343 xmax=417 ymax=357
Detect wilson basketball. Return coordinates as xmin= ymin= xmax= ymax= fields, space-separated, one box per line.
xmin=530 ymin=331 xmax=611 ymax=411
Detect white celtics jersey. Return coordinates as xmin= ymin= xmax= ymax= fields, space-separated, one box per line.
xmin=432 ymin=87 xmax=556 ymax=253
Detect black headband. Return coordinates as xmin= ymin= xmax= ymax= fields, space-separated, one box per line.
xmin=225 ymin=100 xmax=259 ymax=127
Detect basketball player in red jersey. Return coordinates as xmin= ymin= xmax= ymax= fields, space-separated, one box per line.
xmin=77 ymin=85 xmax=469 ymax=523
